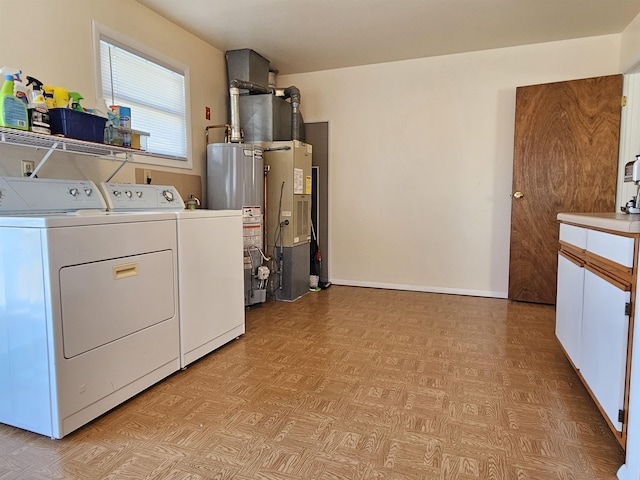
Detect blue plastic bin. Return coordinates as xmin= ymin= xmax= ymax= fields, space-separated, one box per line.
xmin=49 ymin=108 xmax=107 ymax=143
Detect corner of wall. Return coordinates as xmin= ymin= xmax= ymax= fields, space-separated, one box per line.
xmin=621 ymin=12 xmax=640 ymax=73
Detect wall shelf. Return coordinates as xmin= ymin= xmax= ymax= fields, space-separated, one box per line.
xmin=0 ymin=126 xmax=183 ymax=181
xmin=0 ymin=126 xmax=134 ymax=158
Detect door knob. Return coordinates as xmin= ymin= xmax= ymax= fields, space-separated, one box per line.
xmin=513 ymin=191 xmax=524 ymax=199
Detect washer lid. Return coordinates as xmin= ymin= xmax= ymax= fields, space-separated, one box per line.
xmin=175 ymin=209 xmax=242 ymax=219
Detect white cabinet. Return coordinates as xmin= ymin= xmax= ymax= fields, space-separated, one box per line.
xmin=555 ymin=254 xmax=585 ymax=369
xmin=559 ymin=223 xmax=587 ymax=250
xmin=556 ymin=222 xmax=635 ymax=444
xmin=586 ymin=229 xmax=635 ymax=268
xmin=581 ymin=270 xmax=630 ymax=432
xmin=556 ymin=223 xmax=587 ymax=368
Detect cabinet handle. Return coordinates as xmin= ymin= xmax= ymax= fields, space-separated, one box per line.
xmin=584 ymin=264 xmax=631 ymax=291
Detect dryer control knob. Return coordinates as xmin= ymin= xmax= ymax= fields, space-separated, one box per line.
xmin=84 ymin=188 xmax=93 ymax=196
xmin=163 ymin=190 xmax=174 ymax=202
xmin=136 ymin=191 xmax=143 ymax=198
xmin=113 ymin=190 xmax=121 ymax=197
xmin=69 ymin=188 xmax=79 ymax=197
xmin=125 ymin=190 xmax=132 ymax=198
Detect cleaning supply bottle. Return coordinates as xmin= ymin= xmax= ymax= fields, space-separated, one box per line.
xmin=26 ymin=76 xmax=51 ymax=134
xmin=68 ymin=92 xmax=84 ymax=111
xmin=53 ymin=86 xmax=69 ymax=108
xmin=0 ymin=67 xmax=29 ymax=106
xmin=0 ymin=74 xmax=28 ymax=130
xmin=43 ymin=85 xmax=55 ymax=109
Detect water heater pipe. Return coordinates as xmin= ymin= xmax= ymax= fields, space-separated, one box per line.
xmin=229 ymin=86 xmax=243 ymax=142
xmin=229 ymin=80 xmax=275 ymax=141
xmin=283 ymin=86 xmax=301 ymax=141
xmin=228 ymin=79 xmax=302 ymax=142
xmin=263 ymin=164 xmax=270 ymax=254
xmin=205 ymin=124 xmax=231 ymax=144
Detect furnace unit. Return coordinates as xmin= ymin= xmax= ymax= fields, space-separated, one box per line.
xmin=265 ymin=140 xmax=313 ymax=301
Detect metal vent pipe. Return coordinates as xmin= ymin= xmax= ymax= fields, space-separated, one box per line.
xmin=228 ymin=79 xmax=302 ymax=142
xmin=283 ymin=86 xmax=301 ymax=141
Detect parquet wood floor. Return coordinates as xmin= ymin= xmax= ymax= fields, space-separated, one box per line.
xmin=0 ymin=286 xmax=624 ymax=479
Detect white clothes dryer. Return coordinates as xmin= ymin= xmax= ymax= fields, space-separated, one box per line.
xmin=0 ymin=176 xmax=181 ymax=439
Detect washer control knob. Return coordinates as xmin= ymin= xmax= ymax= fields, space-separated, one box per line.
xmin=136 ymin=191 xmax=143 ymax=198
xmin=125 ymin=190 xmax=132 ymax=198
xmin=84 ymin=188 xmax=93 ymax=196
xmin=69 ymin=188 xmax=79 ymax=197
xmin=163 ymin=190 xmax=174 ymax=202
xmin=113 ymin=190 xmax=122 ymax=198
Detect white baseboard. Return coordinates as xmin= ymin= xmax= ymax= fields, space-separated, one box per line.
xmin=330 ymin=279 xmax=508 ymax=299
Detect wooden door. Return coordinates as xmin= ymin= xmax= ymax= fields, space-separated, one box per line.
xmin=508 ymin=75 xmax=622 ymax=304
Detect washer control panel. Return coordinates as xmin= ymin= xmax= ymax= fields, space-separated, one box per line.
xmin=0 ymin=177 xmax=106 ymax=213
xmin=99 ymin=182 xmax=185 ymax=211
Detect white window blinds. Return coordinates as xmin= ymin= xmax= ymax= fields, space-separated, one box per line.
xmin=100 ymin=39 xmax=187 ymax=159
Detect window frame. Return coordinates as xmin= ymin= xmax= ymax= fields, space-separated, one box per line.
xmin=91 ymin=21 xmax=193 ymax=169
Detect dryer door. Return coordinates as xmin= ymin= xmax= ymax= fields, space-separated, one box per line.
xmin=60 ymin=250 xmax=175 ymax=358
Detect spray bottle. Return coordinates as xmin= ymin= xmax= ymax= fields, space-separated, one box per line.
xmin=68 ymin=92 xmax=84 ymax=111
xmin=26 ymin=76 xmax=51 ymax=134
xmin=0 ymin=67 xmax=29 ymax=107
xmin=0 ymin=74 xmax=28 ymax=129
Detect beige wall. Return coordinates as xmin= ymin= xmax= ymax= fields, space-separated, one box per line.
xmin=0 ymin=0 xmax=635 ymax=297
xmin=617 ymin=12 xmax=640 ymax=213
xmin=279 ymin=35 xmax=621 ymax=297
xmin=0 ymin=0 xmax=226 ymax=188
xmin=621 ymin=11 xmax=640 ymax=71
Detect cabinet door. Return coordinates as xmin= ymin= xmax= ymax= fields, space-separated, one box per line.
xmin=581 ymin=270 xmax=630 ymax=432
xmin=556 ymin=254 xmax=584 ymax=369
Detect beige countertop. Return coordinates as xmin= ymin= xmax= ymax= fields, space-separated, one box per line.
xmin=557 ymin=212 xmax=640 ymax=233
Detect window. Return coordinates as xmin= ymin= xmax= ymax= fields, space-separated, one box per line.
xmin=94 ymin=23 xmax=191 ymax=165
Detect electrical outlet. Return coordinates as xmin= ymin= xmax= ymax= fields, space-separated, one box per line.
xmin=143 ymin=169 xmax=152 ymax=184
xmin=22 ymin=160 xmax=35 ymax=177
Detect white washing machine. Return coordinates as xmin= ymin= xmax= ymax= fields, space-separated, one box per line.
xmin=174 ymin=208 xmax=245 ymax=367
xmin=0 ymin=176 xmax=182 ymax=439
xmin=99 ymin=183 xmax=245 ymax=368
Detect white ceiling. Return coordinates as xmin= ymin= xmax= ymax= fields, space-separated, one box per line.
xmin=135 ymin=0 xmax=640 ymax=75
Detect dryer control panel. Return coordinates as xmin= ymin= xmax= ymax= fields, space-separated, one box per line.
xmin=0 ymin=177 xmax=105 ymax=213
xmin=99 ymin=182 xmax=185 ymax=211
